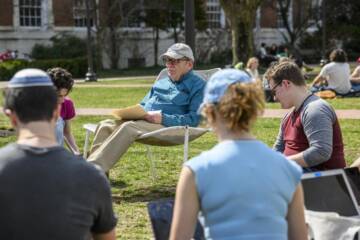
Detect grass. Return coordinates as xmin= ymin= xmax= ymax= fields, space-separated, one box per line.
xmin=106 ymin=118 xmax=360 ymax=238
xmin=0 ymin=78 xmax=360 ymax=238
xmin=266 ymin=97 xmax=360 ymax=110
xmin=77 ymin=78 xmax=155 ymax=85
xmin=0 ymin=83 xmax=349 ymax=109
xmin=67 ymin=116 xmax=360 ymax=238
xmin=0 ymin=111 xmax=359 ymax=238
xmin=96 ymin=63 xmax=220 ymax=79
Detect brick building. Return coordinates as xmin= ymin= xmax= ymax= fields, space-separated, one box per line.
xmin=0 ymin=0 xmax=319 ymax=68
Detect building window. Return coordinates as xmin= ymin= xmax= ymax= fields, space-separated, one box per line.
xmin=206 ymin=0 xmax=221 ymax=28
xmin=73 ymin=0 xmax=94 ymax=27
xmin=121 ymin=10 xmax=143 ymax=28
xmin=19 ymin=0 xmax=42 ymax=27
xmin=120 ymin=0 xmax=144 ymax=28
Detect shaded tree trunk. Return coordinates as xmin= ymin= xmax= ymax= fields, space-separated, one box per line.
xmin=109 ymin=25 xmax=119 ymax=69
xmin=219 ymin=0 xmax=263 ymax=65
xmin=173 ymin=26 xmax=178 ymax=42
xmin=154 ymin=27 xmax=160 ymax=66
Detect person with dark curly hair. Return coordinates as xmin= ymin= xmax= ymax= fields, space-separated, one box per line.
xmin=47 ymin=67 xmax=80 ymax=155
xmin=311 ymin=49 xmax=351 ymax=94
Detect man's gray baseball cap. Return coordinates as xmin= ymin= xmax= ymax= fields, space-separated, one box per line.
xmin=160 ymin=43 xmax=194 ymax=62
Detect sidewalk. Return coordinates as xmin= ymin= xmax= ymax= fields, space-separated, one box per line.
xmin=1 ymin=75 xmax=359 ymax=119
xmin=76 ymin=108 xmax=360 ymax=119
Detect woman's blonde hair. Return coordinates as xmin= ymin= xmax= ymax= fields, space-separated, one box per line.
xmin=246 ymin=57 xmax=259 ymax=69
xmin=202 ymin=81 xmax=265 ymax=132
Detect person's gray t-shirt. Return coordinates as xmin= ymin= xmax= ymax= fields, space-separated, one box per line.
xmin=0 ymin=143 xmax=117 ymax=240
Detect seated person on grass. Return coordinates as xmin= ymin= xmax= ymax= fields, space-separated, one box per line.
xmin=311 ymin=49 xmax=351 ymax=95
xmin=47 ymin=67 xmax=80 ymax=155
xmin=0 ymin=69 xmax=117 ymax=240
xmin=350 ymin=57 xmax=360 ymax=91
xmin=266 ymin=61 xmax=346 ymax=171
xmin=87 ymin=43 xmax=206 ymax=173
xmin=245 ymin=57 xmax=260 ymax=82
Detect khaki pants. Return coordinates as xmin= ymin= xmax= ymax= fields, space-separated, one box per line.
xmin=87 ymin=119 xmax=164 ymax=172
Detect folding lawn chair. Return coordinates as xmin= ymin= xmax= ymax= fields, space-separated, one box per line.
xmin=83 ymin=68 xmax=220 ymax=178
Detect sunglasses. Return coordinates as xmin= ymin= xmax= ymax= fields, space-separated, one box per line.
xmin=163 ymin=57 xmax=189 ymax=65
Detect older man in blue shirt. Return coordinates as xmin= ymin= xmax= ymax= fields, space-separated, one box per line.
xmin=88 ymin=43 xmax=205 ymax=172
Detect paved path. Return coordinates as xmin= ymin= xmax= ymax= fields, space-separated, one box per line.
xmin=76 ymin=108 xmax=360 ymax=119
xmin=1 ymin=75 xmax=359 ymax=119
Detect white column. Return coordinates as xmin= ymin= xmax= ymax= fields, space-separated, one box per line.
xmin=13 ymin=0 xmax=19 ymax=29
xmin=288 ymin=0 xmax=293 ymax=31
xmin=45 ymin=0 xmax=54 ymax=30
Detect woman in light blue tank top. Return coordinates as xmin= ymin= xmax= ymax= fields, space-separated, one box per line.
xmin=170 ymin=69 xmax=307 ymax=240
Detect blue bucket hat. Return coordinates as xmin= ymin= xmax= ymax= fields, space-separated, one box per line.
xmin=8 ymin=68 xmax=53 ymax=88
xmin=198 ymin=69 xmax=251 ymax=113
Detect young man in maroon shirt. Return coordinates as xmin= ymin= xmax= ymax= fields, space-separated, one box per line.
xmin=266 ymin=61 xmax=346 ymax=171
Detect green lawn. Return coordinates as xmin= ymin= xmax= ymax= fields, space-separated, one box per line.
xmin=70 ymin=86 xmax=360 ymax=109
xmin=0 ymin=113 xmax=359 ymax=238
xmin=0 ymin=81 xmax=360 ymax=238
xmin=1 ymin=83 xmax=358 ymax=109
xmin=70 ymin=87 xmax=149 ymax=108
xmin=77 ymin=78 xmax=155 ymax=85
xmin=69 ymin=116 xmax=360 ymax=238
xmin=79 ymin=117 xmax=360 ymax=239
xmin=266 ymin=97 xmax=360 ymax=110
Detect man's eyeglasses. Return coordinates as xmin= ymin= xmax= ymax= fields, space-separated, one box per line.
xmin=163 ymin=57 xmax=189 ymax=65
xmin=270 ymin=81 xmax=282 ymax=96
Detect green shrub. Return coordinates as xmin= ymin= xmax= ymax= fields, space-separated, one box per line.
xmin=0 ymin=58 xmax=87 ymax=81
xmin=344 ymin=38 xmax=360 ymax=61
xmin=0 ymin=60 xmax=28 ymax=81
xmin=31 ymin=33 xmax=87 ymax=60
xmin=209 ymin=48 xmax=232 ymax=65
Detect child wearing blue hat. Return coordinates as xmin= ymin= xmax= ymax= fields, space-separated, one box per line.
xmin=170 ymin=69 xmax=307 ymax=239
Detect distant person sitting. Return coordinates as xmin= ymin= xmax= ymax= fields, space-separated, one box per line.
xmin=269 ymin=43 xmax=278 ymax=56
xmin=245 ymin=57 xmax=260 ymax=82
xmin=277 ymin=45 xmax=289 ymax=58
xmin=0 ymin=69 xmax=117 ymax=239
xmin=311 ymin=49 xmax=351 ymax=95
xmin=258 ymin=42 xmax=277 ymax=67
xmin=170 ymin=69 xmax=307 ymax=239
xmin=47 ymin=67 xmax=80 ymax=155
xmin=87 ymin=43 xmax=206 ymax=173
xmin=266 ymin=61 xmax=346 ymax=171
xmin=350 ymin=57 xmax=360 ymax=91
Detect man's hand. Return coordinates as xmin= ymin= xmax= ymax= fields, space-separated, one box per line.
xmin=144 ymin=111 xmax=162 ymax=124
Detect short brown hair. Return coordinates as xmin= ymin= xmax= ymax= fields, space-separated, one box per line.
xmin=202 ymin=82 xmax=265 ymax=132
xmin=329 ymin=49 xmax=347 ymax=63
xmin=265 ymin=61 xmax=305 ymax=86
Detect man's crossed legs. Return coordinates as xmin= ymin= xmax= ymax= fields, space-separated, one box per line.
xmin=87 ymin=119 xmax=164 ymax=172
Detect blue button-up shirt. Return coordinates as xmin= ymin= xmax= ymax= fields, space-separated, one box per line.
xmin=140 ymin=70 xmax=205 ymax=127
